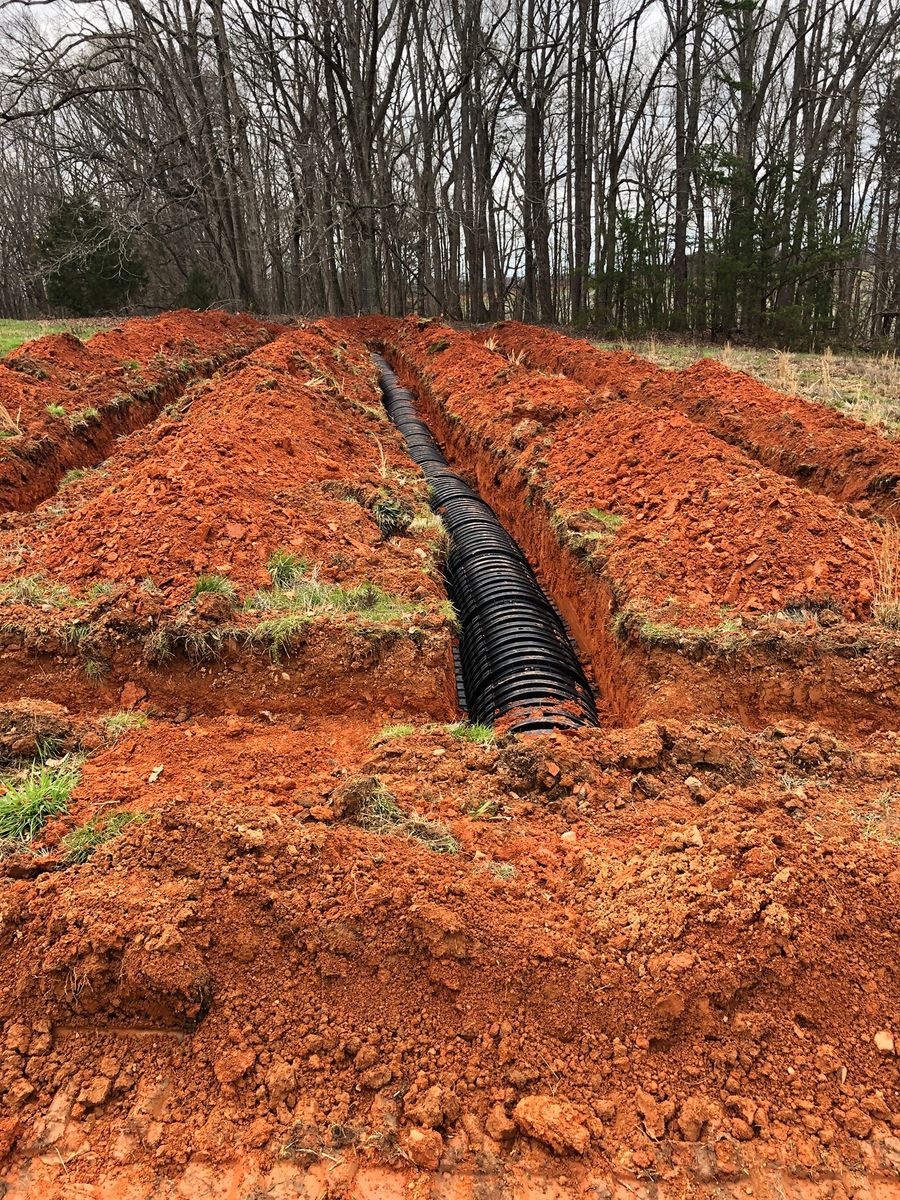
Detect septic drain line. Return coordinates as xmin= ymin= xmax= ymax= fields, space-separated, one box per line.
xmin=374 ymin=355 xmax=598 ymax=735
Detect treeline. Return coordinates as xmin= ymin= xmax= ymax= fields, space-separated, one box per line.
xmin=1 ymin=0 xmax=899 ymax=346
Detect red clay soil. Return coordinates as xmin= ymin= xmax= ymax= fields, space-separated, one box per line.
xmin=0 ymin=321 xmax=456 ymax=719
xmin=382 ymin=319 xmax=879 ymax=626
xmin=0 ymin=712 xmax=897 ymax=1195
xmin=0 ymin=309 xmax=275 ymax=512
xmin=485 ymin=321 xmax=900 ymax=517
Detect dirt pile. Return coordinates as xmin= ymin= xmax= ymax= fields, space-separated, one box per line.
xmin=0 ymin=310 xmax=897 ymax=1198
xmin=0 ymin=714 xmax=897 ymax=1194
xmin=485 ymin=321 xmax=900 ymax=517
xmin=0 ymin=321 xmax=455 ymax=719
xmin=0 ymin=310 xmax=276 ymax=511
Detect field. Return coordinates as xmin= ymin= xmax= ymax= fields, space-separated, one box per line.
xmin=601 ymin=337 xmax=900 ymax=435
xmin=0 ymin=319 xmax=114 ymax=358
xmin=0 ymin=313 xmax=897 ymax=1199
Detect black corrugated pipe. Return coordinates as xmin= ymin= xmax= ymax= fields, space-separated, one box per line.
xmin=374 ymin=354 xmax=598 ymax=735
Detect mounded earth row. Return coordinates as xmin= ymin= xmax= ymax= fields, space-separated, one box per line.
xmin=363 ymin=316 xmax=900 ymax=736
xmin=482 ymin=321 xmax=900 ymax=517
xmin=0 ymin=319 xmax=456 ymax=719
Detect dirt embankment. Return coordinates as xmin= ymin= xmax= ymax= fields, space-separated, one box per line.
xmin=0 ymin=321 xmax=456 ymax=720
xmin=0 ymin=713 xmax=897 ymax=1195
xmin=0 ymin=310 xmax=278 ymax=512
xmin=372 ymin=317 xmax=900 ymax=735
xmin=485 ymin=321 xmax=900 ymax=517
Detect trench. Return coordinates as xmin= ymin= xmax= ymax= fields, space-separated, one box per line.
xmin=375 ymin=355 xmax=598 ymax=734
xmin=0 ymin=339 xmax=274 ymax=515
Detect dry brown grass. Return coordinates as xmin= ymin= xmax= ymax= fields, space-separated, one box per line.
xmin=872 ymin=523 xmax=900 ymax=629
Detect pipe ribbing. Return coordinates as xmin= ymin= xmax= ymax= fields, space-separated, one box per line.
xmin=374 ymin=354 xmax=598 ymax=734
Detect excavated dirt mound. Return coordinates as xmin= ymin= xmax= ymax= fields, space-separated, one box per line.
xmin=485 ymin=322 xmax=900 ymax=517
xmin=372 ymin=316 xmax=900 ymax=734
xmin=0 ymin=714 xmax=897 ymax=1196
xmin=0 ymin=310 xmax=275 ymax=511
xmin=0 ymin=321 xmax=455 ymax=719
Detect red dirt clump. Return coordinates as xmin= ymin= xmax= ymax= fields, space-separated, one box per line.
xmin=482 ymin=319 xmax=664 ymax=397
xmin=0 ymin=309 xmax=275 ymax=511
xmin=486 ymin=321 xmax=900 ymax=517
xmin=543 ymin=403 xmax=875 ymax=620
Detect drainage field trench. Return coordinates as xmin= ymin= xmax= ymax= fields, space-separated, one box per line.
xmin=375 ymin=355 xmax=598 ymax=734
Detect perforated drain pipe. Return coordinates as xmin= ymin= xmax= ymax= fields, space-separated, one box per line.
xmin=374 ymin=355 xmax=598 ymax=735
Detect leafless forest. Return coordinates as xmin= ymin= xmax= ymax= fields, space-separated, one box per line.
xmin=1 ymin=0 xmax=899 ymax=344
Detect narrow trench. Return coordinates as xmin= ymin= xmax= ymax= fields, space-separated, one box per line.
xmin=375 ymin=355 xmax=599 ymax=735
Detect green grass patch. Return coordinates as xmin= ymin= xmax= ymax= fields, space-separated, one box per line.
xmin=372 ymin=723 xmax=415 ymax=744
xmin=0 ymin=319 xmax=107 ymax=357
xmin=62 ymin=809 xmax=147 ymax=863
xmin=587 ymin=507 xmax=624 ymax=531
xmin=266 ymin=550 xmax=307 ymax=589
xmin=371 ymin=492 xmax=414 ymax=538
xmin=447 ymin=721 xmax=495 ymax=745
xmin=46 ymin=403 xmax=67 ymax=419
xmin=246 ymin=568 xmax=420 ymax=660
xmin=0 ymin=573 xmax=77 ymax=607
xmin=103 ymin=711 xmax=148 ymax=741
xmin=191 ymin=573 xmax=238 ymax=603
xmin=0 ymin=762 xmax=81 ymax=846
xmin=69 ymin=406 xmax=101 ymax=430
xmin=60 ymin=468 xmax=86 ymax=486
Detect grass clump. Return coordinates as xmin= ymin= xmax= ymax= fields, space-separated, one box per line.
xmin=371 ymin=723 xmax=415 ymax=744
xmin=587 ymin=507 xmax=624 ymax=531
xmin=371 ymin=493 xmax=414 ymax=539
xmin=191 ymin=573 xmax=238 ymax=603
xmin=353 ymin=777 xmax=459 ymax=854
xmin=0 ymin=573 xmax=75 ymax=608
xmin=62 ymin=810 xmax=147 ymax=864
xmin=447 ymin=721 xmax=495 ymax=745
xmin=855 ymin=791 xmax=900 ymax=845
xmin=60 ymin=468 xmax=86 ymax=486
xmin=0 ymin=762 xmax=81 ymax=846
xmin=246 ymin=566 xmax=419 ymax=661
xmin=266 ymin=549 xmax=307 ymax=589
xmin=103 ymin=711 xmax=148 ymax=741
xmin=69 ymin=406 xmax=101 ymax=430
xmin=46 ymin=403 xmax=67 ymax=419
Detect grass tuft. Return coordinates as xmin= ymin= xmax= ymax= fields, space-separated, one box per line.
xmin=103 ymin=711 xmax=148 ymax=741
xmin=372 ymin=723 xmax=415 ymax=744
xmin=0 ymin=763 xmax=81 ymax=846
xmin=0 ymin=573 xmax=75 ymax=608
xmin=62 ymin=810 xmax=147 ymax=863
xmin=267 ymin=550 xmax=307 ymax=589
xmin=371 ymin=493 xmax=414 ymax=539
xmin=191 ymin=573 xmax=237 ymax=603
xmin=447 ymin=721 xmax=495 ymax=745
xmin=354 ymin=778 xmax=459 ymax=853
